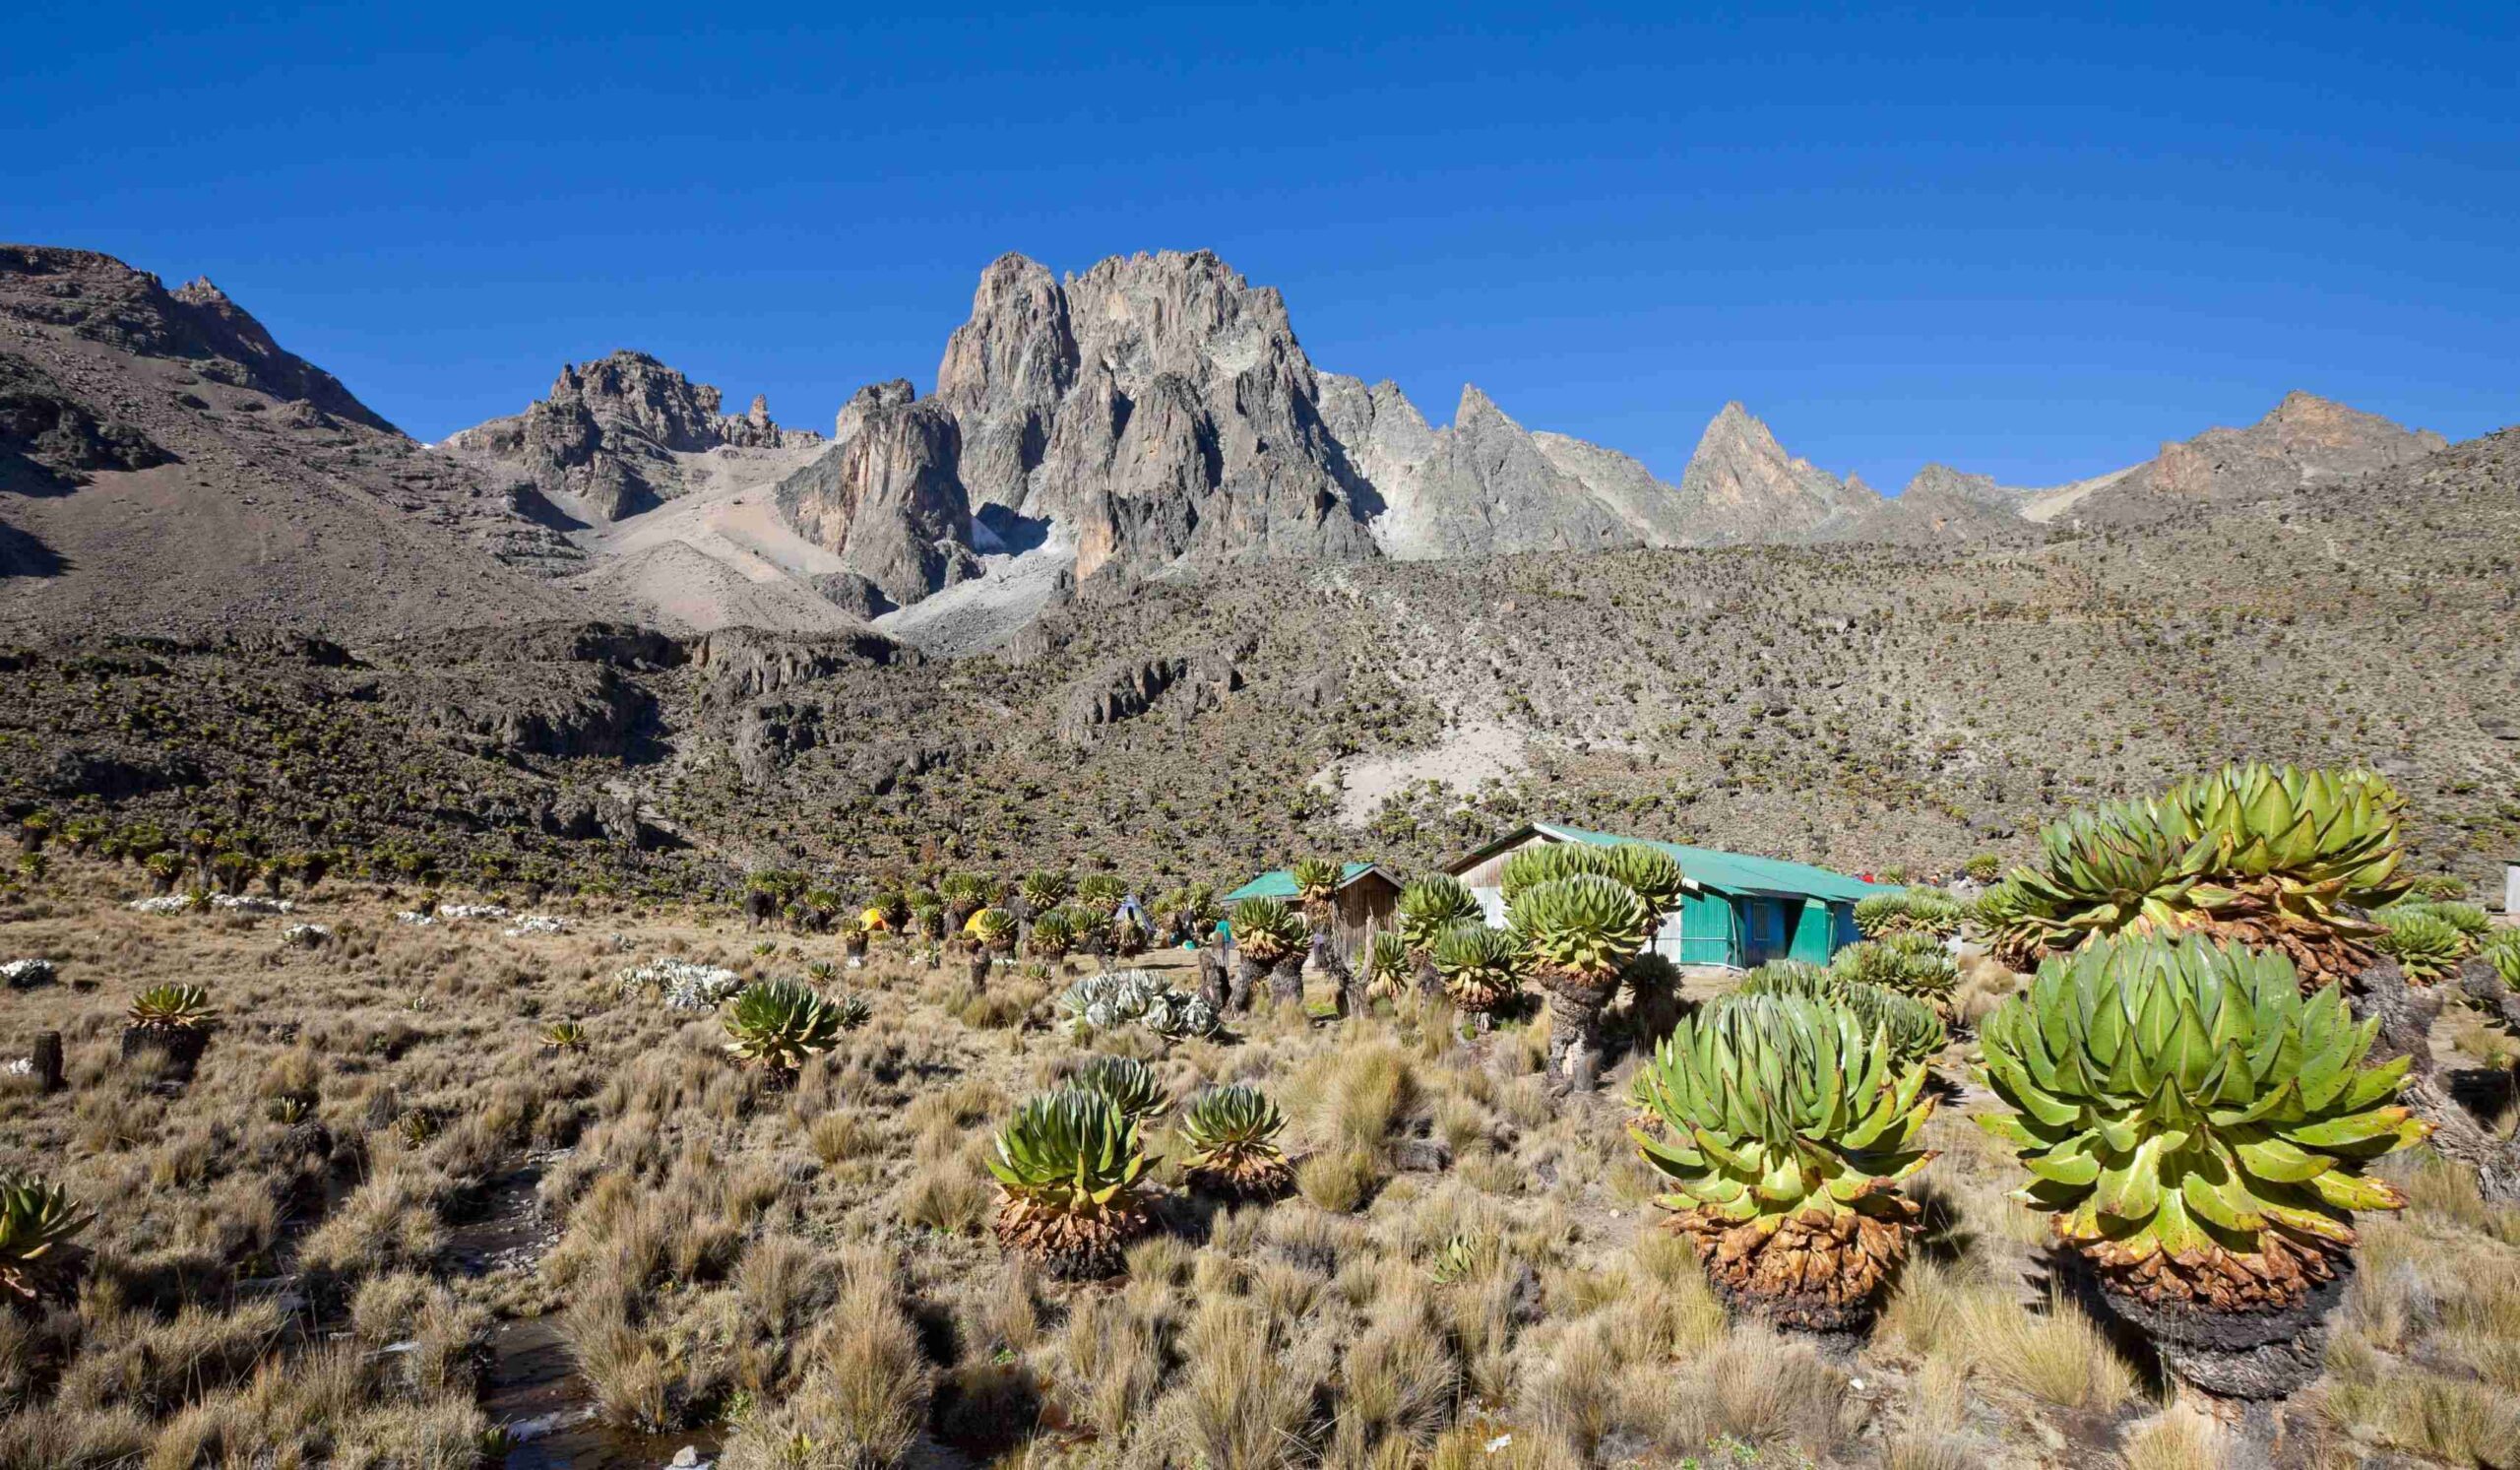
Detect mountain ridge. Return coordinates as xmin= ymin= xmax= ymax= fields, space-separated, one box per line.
xmin=1 ymin=241 xmax=2464 ymax=652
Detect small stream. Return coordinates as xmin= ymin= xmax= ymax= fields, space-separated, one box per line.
xmin=487 ymin=1315 xmax=719 ymax=1470
xmin=444 ymin=1156 xmax=722 ymax=1470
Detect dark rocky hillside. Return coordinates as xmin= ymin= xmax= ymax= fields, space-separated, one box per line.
xmin=0 ymin=246 xmax=581 ymax=636
xmin=4 ymin=427 xmax=2511 ymax=900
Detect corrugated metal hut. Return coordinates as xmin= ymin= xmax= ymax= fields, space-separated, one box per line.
xmin=1445 ymin=822 xmax=1891 ymax=969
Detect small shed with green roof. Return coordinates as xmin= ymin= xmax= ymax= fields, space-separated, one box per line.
xmin=1221 ymin=862 xmax=1404 ymax=951
xmin=1444 ymin=822 xmax=1893 ymax=969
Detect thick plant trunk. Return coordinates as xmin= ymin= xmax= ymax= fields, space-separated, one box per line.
xmin=1414 ymin=951 xmax=1443 ymax=1001
xmin=32 ymin=1031 xmax=64 ymax=1094
xmin=2356 ymin=955 xmax=2520 ymax=1202
xmin=1229 ymin=954 xmax=1261 ymax=1013
xmin=1196 ymin=948 xmax=1228 ymax=1013
xmin=2077 ymin=1253 xmax=2352 ymax=1401
xmin=122 ymin=1024 xmax=207 ymax=1080
xmin=1544 ymin=974 xmax=1619 ymax=1092
xmin=1269 ymin=952 xmax=1306 ymax=1009
xmin=1545 ymin=998 xmax=1601 ymax=1090
xmin=969 ymin=954 xmax=992 ymax=989
xmin=1314 ymin=932 xmax=1362 ymax=1018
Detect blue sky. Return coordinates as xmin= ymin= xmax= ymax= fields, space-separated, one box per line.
xmin=5 ymin=1 xmax=2513 ymax=490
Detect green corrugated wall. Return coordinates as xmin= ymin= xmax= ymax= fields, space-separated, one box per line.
xmin=1671 ymin=892 xmax=1858 ymax=969
xmin=1789 ymin=898 xmax=1835 ymax=965
xmin=1676 ymin=890 xmax=1740 ymax=966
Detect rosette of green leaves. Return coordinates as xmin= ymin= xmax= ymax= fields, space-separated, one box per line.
xmin=1604 ymin=844 xmax=1685 ymax=921
xmin=1831 ymin=932 xmax=1957 ymax=1004
xmin=1509 ymin=874 xmax=1652 ymax=987
xmin=1854 ymin=887 xmax=1967 ymax=939
xmin=1290 ymin=858 xmax=1343 ymax=913
xmin=721 ymin=978 xmax=858 ymax=1072
xmin=1430 ymin=922 xmax=1520 ymax=1010
xmin=1075 ymin=1055 xmax=1168 ymax=1125
xmin=1976 ymin=934 xmax=2426 ymax=1267
xmin=1020 ymin=871 xmax=1073 ymax=912
xmin=1228 ymin=897 xmax=1305 ymax=964
xmin=1 ymin=1174 xmax=93 ymax=1303
xmin=1630 ymin=993 xmax=1937 ymax=1229
xmin=1989 ymin=764 xmax=2410 ymax=982
xmin=2372 ymin=907 xmax=2467 ymax=985
xmin=972 ymin=907 xmax=1018 ymax=953
xmin=1397 ymin=875 xmax=1482 ymax=953
xmin=986 ymin=1088 xmax=1154 ymax=1216
xmin=1179 ymin=1083 xmax=1291 ymax=1194
xmin=1737 ymin=961 xmax=1946 ymax=1066
xmin=127 ymin=983 xmax=216 ymax=1030
xmin=1499 ymin=843 xmax=1616 ymax=907
xmin=1362 ymin=931 xmax=1411 ymax=993
xmin=1027 ymin=908 xmax=1079 ymax=960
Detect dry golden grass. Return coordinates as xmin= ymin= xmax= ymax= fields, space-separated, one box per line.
xmin=5 ymin=860 xmax=2519 ymax=1469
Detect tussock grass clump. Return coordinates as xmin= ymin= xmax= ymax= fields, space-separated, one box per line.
xmin=721 ymin=1249 xmax=934 ymax=1470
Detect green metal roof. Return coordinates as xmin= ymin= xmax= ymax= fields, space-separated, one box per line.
xmin=1224 ymin=862 xmax=1388 ymax=903
xmin=1524 ymin=823 xmax=1894 ymax=905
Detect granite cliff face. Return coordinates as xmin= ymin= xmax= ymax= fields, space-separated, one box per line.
xmin=1318 ymin=378 xmax=1687 ymax=558
xmin=442 ymin=350 xmax=821 ymax=522
xmin=9 ymin=240 xmax=2460 ymax=652
xmin=773 ymin=390 xmax=977 ymax=608
xmin=935 ymin=250 xmax=1376 ymax=578
xmin=421 ymin=251 xmax=2458 ymax=642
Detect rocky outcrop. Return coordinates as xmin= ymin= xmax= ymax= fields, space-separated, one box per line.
xmin=1321 ymin=378 xmax=1680 ymax=558
xmin=422 ymin=621 xmax=686 ymax=671
xmin=1828 ymin=465 xmax=2046 ymax=545
xmin=442 ymin=351 xmax=821 ymax=522
xmin=0 ymin=350 xmax=170 ymax=483
xmin=2055 ymin=391 xmax=2446 ymax=528
xmin=936 ymin=250 xmax=1376 ymax=579
xmin=1056 ymin=641 xmax=1245 ymax=744
xmin=691 ymin=625 xmax=909 ymax=704
xmin=0 ymin=246 xmax=394 ymax=431
xmin=1671 ymin=402 xmax=1880 ymax=543
xmin=1059 ymin=656 xmax=1190 ymax=744
xmin=775 ymin=394 xmax=978 ymax=607
xmin=404 ymin=663 xmax=655 ymax=760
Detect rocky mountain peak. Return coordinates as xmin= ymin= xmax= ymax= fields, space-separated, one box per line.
xmin=836 ymin=378 xmax=916 ymax=442
xmin=440 ymin=350 xmax=820 ymax=522
xmin=932 ymin=248 xmax=1372 ymax=575
xmin=1674 ymin=401 xmax=1875 ymax=543
xmin=0 ymin=244 xmax=394 ymax=432
xmin=775 ymin=391 xmax=976 ymax=609
xmin=546 ymin=350 xmax=728 ymax=453
xmin=1454 ymin=383 xmax=1507 ymax=425
xmin=2053 ymin=389 xmax=2448 ymax=528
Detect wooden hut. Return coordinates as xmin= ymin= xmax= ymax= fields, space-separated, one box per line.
xmin=1222 ymin=862 xmax=1404 ymax=953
